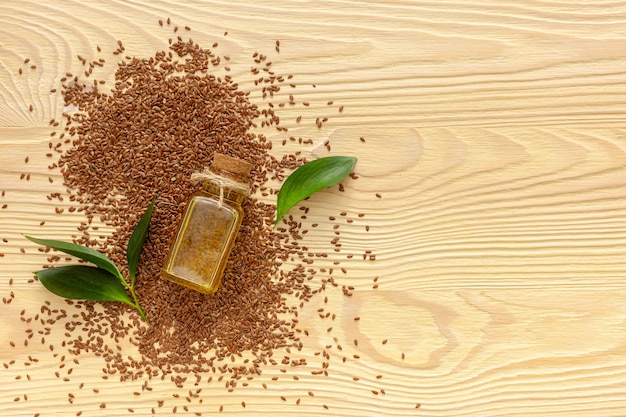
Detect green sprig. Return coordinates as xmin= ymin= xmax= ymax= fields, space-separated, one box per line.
xmin=24 ymin=196 xmax=157 ymax=322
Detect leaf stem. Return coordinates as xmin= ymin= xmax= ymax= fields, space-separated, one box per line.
xmin=119 ymin=276 xmax=147 ymax=322
xmin=127 ymin=284 xmax=147 ymax=322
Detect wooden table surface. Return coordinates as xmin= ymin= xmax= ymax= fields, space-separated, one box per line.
xmin=2 ymin=1 xmax=626 ymax=416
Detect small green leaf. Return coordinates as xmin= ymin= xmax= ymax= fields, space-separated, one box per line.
xmin=24 ymin=235 xmax=122 ymax=279
xmin=127 ymin=195 xmax=156 ymax=285
xmin=34 ymin=265 xmax=133 ymax=306
xmin=275 ymin=155 xmax=357 ymax=225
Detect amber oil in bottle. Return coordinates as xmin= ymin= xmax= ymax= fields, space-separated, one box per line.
xmin=161 ymin=153 xmax=252 ymax=294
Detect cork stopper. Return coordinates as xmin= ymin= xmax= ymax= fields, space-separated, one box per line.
xmin=211 ymin=153 xmax=252 ymax=183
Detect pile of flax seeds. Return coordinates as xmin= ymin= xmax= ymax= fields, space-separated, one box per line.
xmin=5 ymin=19 xmax=391 ymax=415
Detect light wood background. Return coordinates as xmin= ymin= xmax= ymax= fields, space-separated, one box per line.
xmin=2 ymin=1 xmax=626 ymax=416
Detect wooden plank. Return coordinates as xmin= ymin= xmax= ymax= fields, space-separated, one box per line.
xmin=2 ymin=1 xmax=626 ymax=416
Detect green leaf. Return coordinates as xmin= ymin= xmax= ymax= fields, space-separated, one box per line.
xmin=127 ymin=195 xmax=156 ymax=285
xmin=275 ymin=155 xmax=357 ymax=225
xmin=34 ymin=265 xmax=133 ymax=305
xmin=24 ymin=235 xmax=122 ymax=279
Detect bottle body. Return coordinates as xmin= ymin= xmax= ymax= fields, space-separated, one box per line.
xmin=161 ymin=189 xmax=245 ymax=294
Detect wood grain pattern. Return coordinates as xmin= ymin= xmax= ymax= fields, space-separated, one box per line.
xmin=2 ymin=1 xmax=626 ymax=416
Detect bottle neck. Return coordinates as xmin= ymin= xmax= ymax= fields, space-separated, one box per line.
xmin=202 ymin=180 xmax=247 ymax=205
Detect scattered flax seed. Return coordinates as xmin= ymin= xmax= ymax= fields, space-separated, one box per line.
xmin=382 ymin=339 xmax=388 ymax=345
xmin=376 ymin=193 xmax=382 ymax=198
xmin=15 ymin=21 xmax=374 ymax=409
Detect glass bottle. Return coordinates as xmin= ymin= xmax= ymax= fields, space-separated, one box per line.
xmin=161 ymin=153 xmax=252 ymax=294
